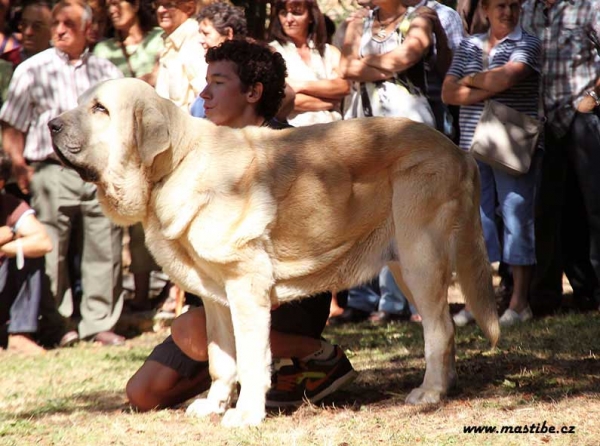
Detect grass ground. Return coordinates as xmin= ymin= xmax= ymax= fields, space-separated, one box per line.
xmin=1 ymin=310 xmax=599 ymax=446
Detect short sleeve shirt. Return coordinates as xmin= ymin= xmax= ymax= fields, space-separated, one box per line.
xmin=446 ymin=26 xmax=541 ymax=150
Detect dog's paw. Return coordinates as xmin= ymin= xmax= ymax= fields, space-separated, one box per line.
xmin=186 ymin=398 xmax=226 ymax=418
xmin=221 ymin=407 xmax=265 ymax=428
xmin=405 ymin=387 xmax=444 ymax=405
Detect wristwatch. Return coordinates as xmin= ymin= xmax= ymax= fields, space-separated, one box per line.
xmin=586 ymin=89 xmax=600 ymax=107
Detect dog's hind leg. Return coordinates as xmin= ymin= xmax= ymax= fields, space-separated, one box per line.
xmin=186 ymin=299 xmax=238 ymax=419
xmin=389 ymin=218 xmax=456 ymax=404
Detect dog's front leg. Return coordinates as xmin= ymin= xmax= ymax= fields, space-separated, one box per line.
xmin=220 ymin=274 xmax=272 ymax=427
xmin=186 ymin=299 xmax=238 ymax=418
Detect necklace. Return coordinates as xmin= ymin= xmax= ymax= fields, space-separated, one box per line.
xmin=375 ymin=9 xmax=405 ymax=39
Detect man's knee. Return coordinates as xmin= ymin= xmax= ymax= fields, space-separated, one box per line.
xmin=171 ymin=308 xmax=208 ymax=361
xmin=125 ymin=373 xmax=157 ymax=412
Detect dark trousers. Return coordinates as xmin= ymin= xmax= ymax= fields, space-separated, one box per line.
xmin=0 ymin=257 xmax=45 ymax=342
xmin=530 ymin=112 xmax=600 ymax=314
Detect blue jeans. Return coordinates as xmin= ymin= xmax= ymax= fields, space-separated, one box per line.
xmin=0 ymin=257 xmax=45 ymax=334
xmin=477 ymin=152 xmax=541 ymax=265
xmin=347 ymin=266 xmax=416 ymax=315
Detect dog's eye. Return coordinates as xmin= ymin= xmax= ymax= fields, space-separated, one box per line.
xmin=92 ymin=103 xmax=108 ymax=114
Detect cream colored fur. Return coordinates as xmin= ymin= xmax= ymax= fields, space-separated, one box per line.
xmin=49 ymin=78 xmax=500 ymax=427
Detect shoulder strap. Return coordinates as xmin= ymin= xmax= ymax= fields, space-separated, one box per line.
xmin=481 ymin=34 xmax=490 ymax=70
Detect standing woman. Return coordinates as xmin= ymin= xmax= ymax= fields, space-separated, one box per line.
xmin=94 ymin=0 xmax=164 ymax=311
xmin=329 ymin=0 xmax=437 ymax=325
xmin=442 ymin=0 xmax=541 ymax=326
xmin=94 ymin=0 xmax=163 ymax=85
xmin=339 ymin=0 xmax=436 ymax=126
xmin=267 ymin=0 xmax=349 ymax=126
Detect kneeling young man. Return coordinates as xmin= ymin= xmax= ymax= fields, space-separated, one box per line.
xmin=126 ymin=39 xmax=356 ymax=411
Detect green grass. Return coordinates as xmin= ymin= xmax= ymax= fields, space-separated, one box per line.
xmin=1 ymin=313 xmax=599 ymax=445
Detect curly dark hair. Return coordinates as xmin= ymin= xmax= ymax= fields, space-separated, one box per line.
xmin=205 ymin=39 xmax=287 ymax=121
xmin=196 ymin=1 xmax=247 ymax=39
xmin=268 ymin=0 xmax=327 ymax=57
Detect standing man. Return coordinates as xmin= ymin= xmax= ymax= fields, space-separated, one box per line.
xmin=154 ymin=0 xmax=206 ymax=111
xmin=521 ymin=0 xmax=600 ymax=314
xmin=0 ymin=0 xmax=126 ymax=346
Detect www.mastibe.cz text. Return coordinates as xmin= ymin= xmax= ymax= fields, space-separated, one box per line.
xmin=463 ymin=421 xmax=576 ymax=434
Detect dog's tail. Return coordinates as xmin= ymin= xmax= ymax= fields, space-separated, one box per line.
xmin=453 ymin=158 xmax=500 ymax=348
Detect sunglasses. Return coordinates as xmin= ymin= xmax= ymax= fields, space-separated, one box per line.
xmin=152 ymin=1 xmax=181 ymax=10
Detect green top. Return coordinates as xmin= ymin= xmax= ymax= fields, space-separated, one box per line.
xmin=0 ymin=59 xmax=13 ymax=104
xmin=93 ymin=27 xmax=164 ymax=78
xmin=0 ymin=59 xmax=13 ymax=146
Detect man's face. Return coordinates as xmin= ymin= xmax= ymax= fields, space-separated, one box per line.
xmin=51 ymin=4 xmax=89 ymax=57
xmin=20 ymin=4 xmax=53 ymax=55
xmin=155 ymin=0 xmax=189 ymax=35
xmin=200 ymin=60 xmax=255 ymax=128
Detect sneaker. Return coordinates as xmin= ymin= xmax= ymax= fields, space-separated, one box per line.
xmin=499 ymin=306 xmax=533 ymax=327
xmin=266 ymin=345 xmax=358 ymax=407
xmin=453 ymin=308 xmax=475 ymax=327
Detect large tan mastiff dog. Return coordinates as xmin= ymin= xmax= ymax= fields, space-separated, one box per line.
xmin=49 ymin=78 xmax=499 ymax=427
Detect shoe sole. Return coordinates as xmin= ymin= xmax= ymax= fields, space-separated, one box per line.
xmin=59 ymin=332 xmax=80 ymax=348
xmin=266 ymin=369 xmax=359 ymax=408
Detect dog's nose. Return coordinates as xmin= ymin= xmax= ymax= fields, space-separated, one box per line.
xmin=48 ymin=118 xmax=64 ymax=135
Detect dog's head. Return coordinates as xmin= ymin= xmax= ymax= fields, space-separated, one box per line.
xmin=49 ymin=78 xmax=176 ymax=226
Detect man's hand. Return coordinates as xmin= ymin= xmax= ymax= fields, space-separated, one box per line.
xmin=0 ymin=226 xmax=14 ymax=247
xmin=12 ymin=160 xmax=33 ymax=195
xmin=576 ymin=94 xmax=598 ymax=113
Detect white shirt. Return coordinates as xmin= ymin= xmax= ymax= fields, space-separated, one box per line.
xmin=155 ymin=18 xmax=207 ymax=111
xmin=270 ymin=40 xmax=342 ymax=126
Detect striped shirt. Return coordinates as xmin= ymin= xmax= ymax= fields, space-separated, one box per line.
xmin=446 ymin=26 xmax=541 ymax=150
xmin=0 ymin=47 xmax=123 ymax=161
xmin=521 ymin=0 xmax=600 ymax=138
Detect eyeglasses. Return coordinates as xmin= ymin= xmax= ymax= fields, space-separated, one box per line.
xmin=151 ymin=1 xmax=181 ymax=10
xmin=277 ymin=1 xmax=308 ymax=16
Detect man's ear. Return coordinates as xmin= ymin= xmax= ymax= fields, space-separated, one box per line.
xmin=225 ymin=27 xmax=234 ymax=40
xmin=246 ymin=82 xmax=264 ymax=105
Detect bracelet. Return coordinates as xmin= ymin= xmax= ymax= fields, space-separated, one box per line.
xmin=586 ymin=89 xmax=600 ymax=107
xmin=468 ymin=72 xmax=477 ymax=87
xmin=16 ymin=238 xmax=24 ymax=270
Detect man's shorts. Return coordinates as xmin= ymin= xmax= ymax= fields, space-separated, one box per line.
xmin=146 ymin=291 xmax=332 ymax=378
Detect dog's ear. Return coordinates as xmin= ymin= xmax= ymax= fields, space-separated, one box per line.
xmin=134 ymin=102 xmax=170 ymax=167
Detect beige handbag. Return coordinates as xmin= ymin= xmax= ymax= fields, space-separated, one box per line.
xmin=469 ymin=35 xmax=542 ymax=175
xmin=469 ymin=99 xmax=542 ymax=175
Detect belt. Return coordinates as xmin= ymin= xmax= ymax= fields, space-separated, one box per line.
xmin=28 ymin=156 xmax=62 ymax=166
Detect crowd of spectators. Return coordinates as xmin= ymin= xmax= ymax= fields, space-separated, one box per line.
xmin=0 ymin=0 xmax=599 ymax=411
